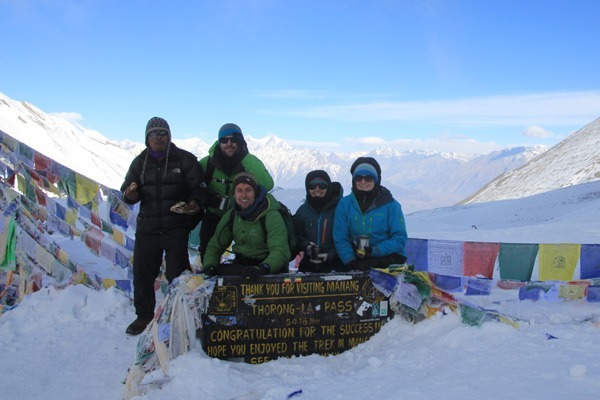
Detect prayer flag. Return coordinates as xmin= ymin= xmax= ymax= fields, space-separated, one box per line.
xmin=428 ymin=239 xmax=463 ymax=276
xmin=465 ymin=277 xmax=493 ymax=296
xmin=33 ymin=151 xmax=52 ymax=172
xmin=580 ymin=244 xmax=600 ymax=279
xmin=498 ymin=243 xmax=538 ymax=281
xmin=75 ymin=172 xmax=99 ymax=205
xmin=432 ymin=274 xmax=464 ymax=292
xmin=405 ymin=238 xmax=429 ymax=271
xmin=83 ymin=227 xmax=104 ymax=255
xmin=463 ymin=242 xmax=500 ymax=278
xmin=538 ymin=243 xmax=580 ymax=281
xmin=587 ymin=286 xmax=600 ymax=302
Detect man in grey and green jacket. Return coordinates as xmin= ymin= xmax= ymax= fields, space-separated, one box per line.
xmin=198 ymin=123 xmax=273 ymax=263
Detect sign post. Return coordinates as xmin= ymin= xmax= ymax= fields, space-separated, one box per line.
xmin=200 ymin=271 xmax=393 ymax=363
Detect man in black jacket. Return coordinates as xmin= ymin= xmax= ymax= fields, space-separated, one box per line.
xmin=121 ymin=117 xmax=206 ymax=335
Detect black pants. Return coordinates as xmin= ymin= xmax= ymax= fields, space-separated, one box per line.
xmin=133 ymin=228 xmax=190 ymax=320
xmin=352 ymin=253 xmax=407 ymax=271
xmin=198 ymin=211 xmax=221 ymax=264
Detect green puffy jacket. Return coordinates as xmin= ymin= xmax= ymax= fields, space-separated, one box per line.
xmin=203 ymin=191 xmax=291 ymax=273
xmin=199 ymin=140 xmax=274 ymax=217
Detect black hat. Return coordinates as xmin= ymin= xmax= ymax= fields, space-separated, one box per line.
xmin=233 ymin=172 xmax=259 ymax=194
xmin=145 ymin=117 xmax=171 ymax=146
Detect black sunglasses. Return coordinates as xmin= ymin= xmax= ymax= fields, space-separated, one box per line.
xmin=308 ymin=182 xmax=328 ymax=190
xmin=219 ymin=136 xmax=240 ymax=144
xmin=354 ymin=175 xmax=375 ymax=183
xmin=148 ymin=130 xmax=169 ymax=139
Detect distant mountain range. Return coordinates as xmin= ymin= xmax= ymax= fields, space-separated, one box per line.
xmin=4 ymin=90 xmax=597 ymax=214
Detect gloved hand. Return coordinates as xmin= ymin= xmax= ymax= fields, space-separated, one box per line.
xmin=305 ymin=242 xmax=316 ymax=257
xmin=170 ymin=200 xmax=200 ymax=214
xmin=123 ymin=182 xmax=139 ymax=203
xmin=244 ymin=263 xmax=270 ymax=280
xmin=357 ymin=246 xmax=372 ymax=259
xmin=202 ymin=265 xmax=217 ymax=277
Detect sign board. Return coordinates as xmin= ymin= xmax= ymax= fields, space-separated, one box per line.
xmin=200 ymin=271 xmax=393 ymax=364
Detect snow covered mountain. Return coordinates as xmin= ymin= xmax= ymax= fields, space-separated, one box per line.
xmin=462 ymin=117 xmax=600 ymax=204
xmin=0 ymin=90 xmax=544 ymax=212
xmin=0 ymin=93 xmax=135 ymax=189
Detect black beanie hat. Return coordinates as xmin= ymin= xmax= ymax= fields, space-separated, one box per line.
xmin=145 ymin=117 xmax=171 ymax=146
xmin=305 ymin=170 xmax=332 ymax=192
xmin=350 ymin=157 xmax=381 ymax=184
xmin=233 ymin=172 xmax=259 ymax=194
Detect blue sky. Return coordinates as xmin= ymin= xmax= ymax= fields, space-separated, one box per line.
xmin=1 ymin=0 xmax=599 ymax=154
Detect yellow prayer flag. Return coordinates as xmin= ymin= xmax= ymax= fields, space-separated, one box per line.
xmin=17 ymin=174 xmax=26 ymax=194
xmin=103 ymin=278 xmax=117 ymax=289
xmin=538 ymin=243 xmax=580 ymax=281
xmin=65 ymin=209 xmax=78 ymax=227
xmin=58 ymin=248 xmax=69 ymax=265
xmin=75 ymin=173 xmax=99 ymax=205
xmin=558 ymin=284 xmax=586 ymax=300
xmin=112 ymin=229 xmax=125 ymax=246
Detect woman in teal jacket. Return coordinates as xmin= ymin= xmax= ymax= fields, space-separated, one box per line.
xmin=333 ymin=157 xmax=408 ymax=271
xmin=202 ymin=172 xmax=290 ymax=279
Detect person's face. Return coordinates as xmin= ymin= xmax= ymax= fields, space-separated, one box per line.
xmin=234 ymin=183 xmax=255 ymax=209
xmin=308 ymin=181 xmax=328 ymax=198
xmin=354 ymin=175 xmax=375 ymax=191
xmin=219 ymin=135 xmax=239 ymax=158
xmin=147 ymin=130 xmax=169 ymax=152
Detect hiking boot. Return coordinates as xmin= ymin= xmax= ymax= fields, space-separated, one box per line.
xmin=125 ymin=317 xmax=152 ymax=335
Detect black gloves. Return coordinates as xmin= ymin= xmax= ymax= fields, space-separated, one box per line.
xmin=244 ymin=263 xmax=270 ymax=280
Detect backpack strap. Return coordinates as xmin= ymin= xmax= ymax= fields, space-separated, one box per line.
xmin=204 ymin=157 xmax=215 ymax=185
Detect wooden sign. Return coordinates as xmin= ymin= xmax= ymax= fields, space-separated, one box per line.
xmin=200 ymin=271 xmax=393 ymax=364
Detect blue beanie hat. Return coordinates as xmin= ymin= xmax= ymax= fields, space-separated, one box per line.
xmin=218 ymin=123 xmax=243 ymax=139
xmin=350 ymin=156 xmax=381 ymax=184
xmin=352 ymin=163 xmax=379 ymax=183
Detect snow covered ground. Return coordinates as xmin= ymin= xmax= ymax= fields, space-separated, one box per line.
xmin=1 ymin=181 xmax=600 ymax=400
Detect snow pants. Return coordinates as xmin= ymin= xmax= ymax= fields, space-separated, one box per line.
xmin=133 ymin=227 xmax=191 ymax=320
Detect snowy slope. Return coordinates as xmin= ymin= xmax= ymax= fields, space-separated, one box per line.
xmin=1 ymin=179 xmax=600 ymax=400
xmin=463 ymin=117 xmax=600 ymax=204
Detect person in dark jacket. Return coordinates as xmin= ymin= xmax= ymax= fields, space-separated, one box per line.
xmin=121 ymin=117 xmax=206 ymax=335
xmin=333 ymin=157 xmax=408 ymax=271
xmin=293 ymin=170 xmax=343 ymax=273
xmin=202 ymin=172 xmax=290 ymax=279
xmin=198 ymin=123 xmax=274 ymax=263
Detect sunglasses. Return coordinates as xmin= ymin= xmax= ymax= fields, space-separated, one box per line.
xmin=219 ymin=136 xmax=240 ymax=144
xmin=148 ymin=130 xmax=169 ymax=139
xmin=354 ymin=175 xmax=375 ymax=183
xmin=308 ymin=182 xmax=328 ymax=190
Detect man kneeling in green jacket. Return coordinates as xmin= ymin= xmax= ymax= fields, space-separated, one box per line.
xmin=202 ymin=172 xmax=291 ymax=280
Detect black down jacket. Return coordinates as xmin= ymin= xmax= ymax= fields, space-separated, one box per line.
xmin=120 ymin=143 xmax=206 ymax=234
